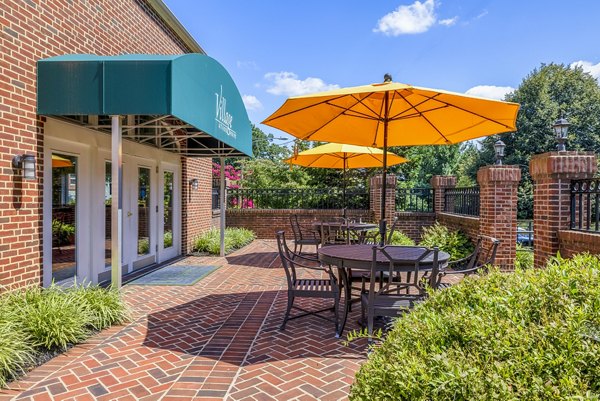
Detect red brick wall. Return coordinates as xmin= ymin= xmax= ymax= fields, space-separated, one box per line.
xmin=558 ymin=230 xmax=600 ymax=257
xmin=1 ymin=0 xmax=194 ymax=290
xmin=436 ymin=212 xmax=480 ymax=243
xmin=530 ymin=152 xmax=597 ymax=267
xmin=181 ymin=158 xmax=212 ymax=254
xmin=394 ymin=212 xmax=435 ymax=242
xmin=226 ymin=209 xmax=375 ymax=239
xmin=477 ymin=166 xmax=521 ymax=270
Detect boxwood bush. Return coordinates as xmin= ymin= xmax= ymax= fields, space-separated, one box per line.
xmin=420 ymin=223 xmax=473 ymax=260
xmin=0 ymin=284 xmax=128 ymax=387
xmin=193 ymin=227 xmax=255 ymax=255
xmin=350 ymin=253 xmax=600 ymax=401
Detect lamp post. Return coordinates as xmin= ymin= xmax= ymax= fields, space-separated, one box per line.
xmin=494 ymin=140 xmax=506 ymax=165
xmin=552 ymin=116 xmax=570 ymax=152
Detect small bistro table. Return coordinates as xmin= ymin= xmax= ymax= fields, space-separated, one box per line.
xmin=318 ymin=244 xmax=451 ymax=337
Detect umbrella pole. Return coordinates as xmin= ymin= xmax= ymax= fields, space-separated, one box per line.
xmin=342 ymin=156 xmax=347 ymax=219
xmin=380 ymin=93 xmax=389 ymax=246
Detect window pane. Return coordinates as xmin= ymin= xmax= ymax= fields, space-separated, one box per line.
xmin=164 ymin=171 xmax=174 ymax=249
xmin=52 ymin=153 xmax=78 ymax=282
xmin=138 ymin=167 xmax=151 ymax=256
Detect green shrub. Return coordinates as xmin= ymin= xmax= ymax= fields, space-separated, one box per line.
xmin=420 ymin=223 xmax=473 ymax=260
xmin=0 ymin=298 xmax=35 ymax=388
xmin=193 ymin=227 xmax=255 ymax=255
xmin=363 ymin=229 xmax=415 ymax=246
xmin=515 ymin=243 xmax=534 ymax=269
xmin=350 ymin=253 xmax=600 ymax=401
xmin=51 ymin=219 xmax=75 ymax=246
xmin=16 ymin=286 xmax=91 ymax=350
xmin=70 ymin=284 xmax=129 ymax=331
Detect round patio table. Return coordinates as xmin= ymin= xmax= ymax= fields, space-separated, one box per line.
xmin=312 ymin=221 xmax=377 ymax=245
xmin=318 ymin=244 xmax=450 ymax=337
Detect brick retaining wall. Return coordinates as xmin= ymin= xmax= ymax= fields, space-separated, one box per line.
xmin=437 ymin=212 xmax=480 ymax=243
xmin=226 ymin=209 xmax=375 ymax=239
xmin=394 ymin=212 xmax=435 ymax=242
xmin=558 ymin=230 xmax=600 ymax=258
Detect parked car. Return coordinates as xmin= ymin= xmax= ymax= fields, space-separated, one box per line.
xmin=517 ymin=227 xmax=533 ymax=246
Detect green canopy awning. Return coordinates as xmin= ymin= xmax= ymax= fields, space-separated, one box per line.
xmin=37 ymin=54 xmax=252 ymax=157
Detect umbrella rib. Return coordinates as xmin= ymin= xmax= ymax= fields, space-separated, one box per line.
xmin=388 ymin=93 xmax=445 ymax=120
xmin=413 ymin=92 xmax=516 ymax=130
xmin=263 ymin=93 xmax=352 ymax=122
xmin=399 ymin=93 xmax=452 ymax=144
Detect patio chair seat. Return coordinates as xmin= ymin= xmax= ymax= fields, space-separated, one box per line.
xmin=294 ymin=279 xmax=335 ymax=293
xmin=360 ymin=292 xmax=416 ymax=314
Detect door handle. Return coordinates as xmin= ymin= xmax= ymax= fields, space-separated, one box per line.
xmin=127 ymin=211 xmax=133 ymax=217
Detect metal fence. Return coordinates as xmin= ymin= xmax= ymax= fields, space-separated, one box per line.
xmin=226 ymin=188 xmax=369 ymax=210
xmin=570 ymin=179 xmax=600 ymax=232
xmin=395 ymin=188 xmax=434 ymax=212
xmin=444 ymin=187 xmax=480 ymax=216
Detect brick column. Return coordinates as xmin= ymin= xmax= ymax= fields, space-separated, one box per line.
xmin=370 ymin=174 xmax=396 ymax=222
xmin=430 ymin=176 xmax=457 ymax=214
xmin=477 ymin=165 xmax=521 ymax=270
xmin=530 ymin=151 xmax=598 ymax=267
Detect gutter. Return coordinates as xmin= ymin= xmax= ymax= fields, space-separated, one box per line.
xmin=146 ymin=0 xmax=206 ymax=54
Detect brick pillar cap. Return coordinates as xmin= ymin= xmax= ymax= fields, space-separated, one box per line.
xmin=477 ymin=165 xmax=521 ymax=184
xmin=370 ymin=174 xmax=397 ymax=186
xmin=530 ymin=151 xmax=598 ymax=180
xmin=430 ymin=175 xmax=457 ymax=188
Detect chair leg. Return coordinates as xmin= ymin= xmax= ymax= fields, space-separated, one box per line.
xmin=281 ymin=293 xmax=294 ymax=330
xmin=298 ymin=244 xmax=303 ymax=256
xmin=367 ymin=309 xmax=374 ymax=344
xmin=333 ymin=292 xmax=340 ymax=337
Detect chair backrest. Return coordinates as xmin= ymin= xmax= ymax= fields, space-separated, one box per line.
xmin=289 ymin=215 xmax=302 ymax=241
xmin=478 ymin=236 xmax=500 ymax=267
xmin=386 ymin=217 xmax=399 ymax=245
xmin=320 ymin=222 xmax=348 ymax=245
xmin=367 ymin=246 xmax=440 ymax=300
xmin=276 ymin=231 xmax=297 ymax=288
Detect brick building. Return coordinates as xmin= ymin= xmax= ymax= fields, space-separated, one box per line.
xmin=1 ymin=0 xmax=251 ymax=290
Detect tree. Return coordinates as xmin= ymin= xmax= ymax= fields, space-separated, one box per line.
xmin=468 ymin=63 xmax=600 ymax=218
xmin=251 ymin=124 xmax=290 ymax=161
xmin=390 ymin=144 xmax=464 ymax=188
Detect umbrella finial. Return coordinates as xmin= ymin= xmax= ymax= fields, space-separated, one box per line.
xmin=384 ymin=73 xmax=393 ymax=83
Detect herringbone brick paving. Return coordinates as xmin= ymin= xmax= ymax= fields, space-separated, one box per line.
xmin=0 ymin=240 xmax=368 ymax=401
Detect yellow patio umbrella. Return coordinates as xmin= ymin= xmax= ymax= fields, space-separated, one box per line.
xmin=284 ymin=142 xmax=408 ymax=212
xmin=263 ymin=75 xmax=519 ymax=237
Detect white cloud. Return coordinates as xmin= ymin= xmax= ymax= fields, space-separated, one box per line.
xmin=264 ymin=72 xmax=339 ymax=97
xmin=242 ymin=95 xmax=263 ymax=111
xmin=374 ymin=0 xmax=437 ymax=36
xmin=439 ymin=16 xmax=458 ymax=26
xmin=475 ymin=10 xmax=488 ymax=19
xmin=465 ymin=85 xmax=515 ymax=100
xmin=570 ymin=60 xmax=600 ymax=79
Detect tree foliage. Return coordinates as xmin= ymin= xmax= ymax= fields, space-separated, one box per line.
xmin=465 ymin=63 xmax=600 ymax=218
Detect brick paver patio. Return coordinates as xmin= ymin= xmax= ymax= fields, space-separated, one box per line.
xmin=0 ymin=240 xmax=367 ymax=401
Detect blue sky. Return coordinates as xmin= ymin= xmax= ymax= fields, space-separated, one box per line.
xmin=164 ymin=0 xmax=600 ymax=142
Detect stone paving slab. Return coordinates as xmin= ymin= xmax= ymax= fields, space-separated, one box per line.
xmin=0 ymin=240 xmax=367 ymax=401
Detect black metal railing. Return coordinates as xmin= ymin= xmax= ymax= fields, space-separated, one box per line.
xmin=444 ymin=187 xmax=480 ymax=216
xmin=570 ymin=179 xmax=600 ymax=232
xmin=226 ymin=188 xmax=369 ymax=210
xmin=395 ymin=188 xmax=434 ymax=212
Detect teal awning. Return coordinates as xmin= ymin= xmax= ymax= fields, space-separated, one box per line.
xmin=37 ymin=54 xmax=252 ymax=157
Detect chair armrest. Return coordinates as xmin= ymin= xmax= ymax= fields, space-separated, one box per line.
xmin=441 ymin=264 xmax=482 ymax=276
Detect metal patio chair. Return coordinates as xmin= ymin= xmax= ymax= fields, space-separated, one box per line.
xmin=360 ymin=245 xmax=440 ymax=340
xmin=436 ymin=236 xmax=500 ymax=289
xmin=289 ymin=215 xmax=321 ymax=257
xmin=276 ymin=231 xmax=341 ymax=336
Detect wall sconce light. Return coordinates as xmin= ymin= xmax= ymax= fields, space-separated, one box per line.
xmin=494 ymin=140 xmax=506 ymax=165
xmin=12 ymin=154 xmax=36 ymax=180
xmin=189 ymin=178 xmax=199 ymax=191
xmin=552 ymin=115 xmax=570 ymax=151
